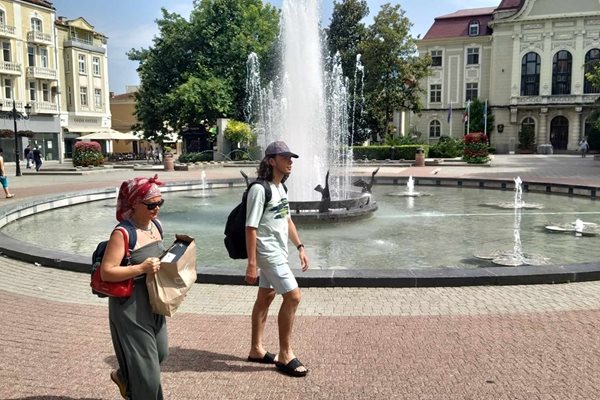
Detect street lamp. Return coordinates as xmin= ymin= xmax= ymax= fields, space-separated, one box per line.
xmin=12 ymin=100 xmax=32 ymax=177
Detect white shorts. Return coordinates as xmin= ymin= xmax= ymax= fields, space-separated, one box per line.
xmin=259 ymin=263 xmax=298 ymax=294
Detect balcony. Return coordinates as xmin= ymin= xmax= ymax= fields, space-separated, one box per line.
xmin=0 ymin=99 xmax=25 ymax=113
xmin=0 ymin=24 xmax=16 ymax=38
xmin=63 ymin=36 xmax=105 ymax=54
xmin=26 ymin=66 xmax=57 ymax=80
xmin=27 ymin=30 xmax=52 ymax=45
xmin=510 ymin=94 xmax=600 ymax=106
xmin=31 ymin=101 xmax=58 ymax=114
xmin=0 ymin=61 xmax=21 ymax=75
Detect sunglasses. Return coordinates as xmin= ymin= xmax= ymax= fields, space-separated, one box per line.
xmin=142 ymin=199 xmax=164 ymax=210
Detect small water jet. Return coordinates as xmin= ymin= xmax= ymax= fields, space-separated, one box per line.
xmin=545 ymin=219 xmax=599 ymax=236
xmin=387 ymin=176 xmax=431 ymax=197
xmin=482 ymin=177 xmax=543 ymax=209
xmin=185 ymin=170 xmax=217 ymax=199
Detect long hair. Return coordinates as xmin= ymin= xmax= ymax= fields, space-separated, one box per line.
xmin=256 ymin=156 xmax=288 ymax=183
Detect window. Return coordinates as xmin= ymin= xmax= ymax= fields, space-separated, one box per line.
xmin=465 ymin=83 xmax=478 ymax=101
xmin=42 ymin=83 xmax=49 ymax=102
xmin=29 ymin=81 xmax=36 ymax=101
xmin=4 ymin=78 xmax=12 ymax=99
xmin=469 ymin=21 xmax=480 ymax=36
xmin=80 ymin=86 xmax=88 ymax=106
xmin=0 ymin=10 xmax=5 ymax=26
xmin=467 ymin=48 xmax=479 ymax=65
xmin=40 ymin=48 xmax=48 ymax=68
xmin=78 ymin=54 xmax=86 ymax=73
xmin=94 ymin=88 xmax=102 ymax=108
xmin=67 ymin=86 xmax=72 ymax=106
xmin=92 ymin=57 xmax=100 ymax=75
xmin=584 ymin=49 xmax=600 ymax=94
xmin=65 ymin=54 xmax=70 ymax=73
xmin=31 ymin=18 xmax=42 ymax=32
xmin=430 ymin=84 xmax=442 ymax=103
xmin=431 ymin=50 xmax=442 ymax=67
xmin=552 ymin=50 xmax=572 ymax=95
xmin=429 ymin=120 xmax=441 ymax=138
xmin=27 ymin=46 xmax=35 ymax=67
xmin=521 ymin=117 xmax=535 ymax=135
xmin=2 ymin=42 xmax=10 ymax=62
xmin=521 ymin=52 xmax=540 ymax=96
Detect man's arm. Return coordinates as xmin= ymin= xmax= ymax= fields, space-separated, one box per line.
xmin=245 ymin=184 xmax=265 ymax=284
xmin=245 ymin=226 xmax=258 ymax=284
xmin=288 ymin=218 xmax=309 ymax=271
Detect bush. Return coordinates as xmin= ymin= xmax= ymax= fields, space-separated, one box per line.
xmin=352 ymin=145 xmax=429 ymax=160
xmin=73 ymin=141 xmax=104 ymax=167
xmin=463 ymin=132 xmax=490 ymax=164
xmin=429 ymin=136 xmax=464 ymax=158
xmin=224 ymin=120 xmax=255 ymax=146
xmin=178 ymin=151 xmax=214 ymax=163
xmin=518 ymin=125 xmax=535 ymax=150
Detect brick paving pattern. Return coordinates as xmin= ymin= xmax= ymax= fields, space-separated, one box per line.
xmin=1 ymin=155 xmax=600 ymax=399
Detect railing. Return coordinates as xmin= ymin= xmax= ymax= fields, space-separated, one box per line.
xmin=26 ymin=66 xmax=57 ymax=79
xmin=511 ymin=94 xmax=600 ymax=105
xmin=0 ymin=99 xmax=24 ymax=112
xmin=66 ymin=36 xmax=94 ymax=46
xmin=0 ymin=61 xmax=21 ymax=75
xmin=32 ymin=101 xmax=58 ymax=114
xmin=0 ymin=24 xmax=16 ymax=36
xmin=27 ymin=30 xmax=52 ymax=44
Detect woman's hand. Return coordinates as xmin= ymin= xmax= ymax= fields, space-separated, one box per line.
xmin=140 ymin=257 xmax=161 ymax=274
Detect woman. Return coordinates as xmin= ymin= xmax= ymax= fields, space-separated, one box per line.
xmin=101 ymin=174 xmax=167 ymax=399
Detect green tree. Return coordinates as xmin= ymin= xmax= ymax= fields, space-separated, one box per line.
xmin=359 ymin=3 xmax=430 ymax=140
xmin=128 ymin=1 xmax=279 ymax=143
xmin=466 ymin=98 xmax=495 ymax=143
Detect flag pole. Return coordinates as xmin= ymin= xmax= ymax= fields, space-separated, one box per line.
xmin=448 ymin=102 xmax=453 ymax=137
xmin=467 ymin=100 xmax=471 ymax=134
xmin=483 ymin=99 xmax=488 ymax=137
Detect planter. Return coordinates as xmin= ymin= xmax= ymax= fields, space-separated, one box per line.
xmin=163 ymin=153 xmax=174 ymax=172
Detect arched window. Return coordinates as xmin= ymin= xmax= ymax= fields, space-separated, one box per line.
xmin=552 ymin=50 xmax=572 ymax=95
xmin=521 ymin=117 xmax=535 ymax=133
xmin=520 ymin=117 xmax=536 ymax=148
xmin=469 ymin=21 xmax=480 ymax=36
xmin=521 ymin=52 xmax=540 ymax=96
xmin=584 ymin=49 xmax=600 ymax=94
xmin=429 ymin=120 xmax=441 ymax=138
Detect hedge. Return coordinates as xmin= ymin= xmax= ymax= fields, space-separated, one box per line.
xmin=352 ymin=145 xmax=429 ymax=160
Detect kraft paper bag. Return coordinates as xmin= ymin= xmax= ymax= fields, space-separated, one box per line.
xmin=147 ymin=234 xmax=197 ymax=316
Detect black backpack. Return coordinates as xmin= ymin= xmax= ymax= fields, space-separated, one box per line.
xmin=224 ymin=179 xmax=287 ymax=259
xmin=91 ymin=219 xmax=163 ymax=297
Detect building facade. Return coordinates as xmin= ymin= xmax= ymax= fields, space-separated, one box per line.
xmin=415 ymin=0 xmax=600 ymax=153
xmin=0 ymin=0 xmax=60 ymax=162
xmin=56 ymin=16 xmax=110 ymax=159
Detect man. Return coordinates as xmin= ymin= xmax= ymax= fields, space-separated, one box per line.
xmin=24 ymin=144 xmax=31 ymax=168
xmin=245 ymin=140 xmax=309 ymax=377
xmin=0 ymin=147 xmax=15 ymax=198
xmin=32 ymin=146 xmax=42 ymax=172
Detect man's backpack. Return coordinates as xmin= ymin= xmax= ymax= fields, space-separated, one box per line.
xmin=91 ymin=219 xmax=163 ymax=297
xmin=224 ymin=180 xmax=287 ymax=259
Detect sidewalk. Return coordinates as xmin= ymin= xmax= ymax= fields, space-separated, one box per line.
xmin=1 ymin=155 xmax=600 ymax=399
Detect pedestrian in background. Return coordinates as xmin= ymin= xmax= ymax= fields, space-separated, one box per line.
xmin=32 ymin=146 xmax=42 ymax=171
xmin=579 ymin=137 xmax=589 ymax=158
xmin=24 ymin=144 xmax=31 ymax=169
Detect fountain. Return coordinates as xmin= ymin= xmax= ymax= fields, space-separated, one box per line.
xmin=545 ymin=218 xmax=599 ymax=236
xmin=475 ymin=177 xmax=550 ymax=266
xmin=185 ymin=170 xmax=216 ymax=198
xmin=387 ymin=176 xmax=431 ymax=197
xmin=244 ymin=0 xmax=377 ymax=221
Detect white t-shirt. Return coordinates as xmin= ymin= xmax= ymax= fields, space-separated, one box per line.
xmin=245 ymin=182 xmax=290 ymax=267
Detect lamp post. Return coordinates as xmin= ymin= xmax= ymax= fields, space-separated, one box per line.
xmin=12 ymin=100 xmax=32 ymax=177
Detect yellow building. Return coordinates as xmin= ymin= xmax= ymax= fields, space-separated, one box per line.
xmin=0 ymin=0 xmax=60 ymax=162
xmin=55 ymin=15 xmax=110 ymax=157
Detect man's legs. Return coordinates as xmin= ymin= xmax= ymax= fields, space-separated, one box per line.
xmin=277 ymin=288 xmax=306 ymax=373
xmin=249 ymin=287 xmax=276 ymax=359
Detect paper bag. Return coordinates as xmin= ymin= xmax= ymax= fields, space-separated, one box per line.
xmin=147 ymin=234 xmax=197 ymax=316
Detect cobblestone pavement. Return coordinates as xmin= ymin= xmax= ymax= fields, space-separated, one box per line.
xmin=1 ymin=155 xmax=600 ymax=399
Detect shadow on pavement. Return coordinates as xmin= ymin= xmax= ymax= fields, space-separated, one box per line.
xmin=12 ymin=397 xmax=102 ymax=400
xmin=104 ymin=346 xmax=269 ymax=373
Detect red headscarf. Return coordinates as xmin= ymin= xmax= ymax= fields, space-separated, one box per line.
xmin=116 ymin=174 xmax=164 ymax=221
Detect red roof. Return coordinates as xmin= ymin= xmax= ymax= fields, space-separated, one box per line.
xmin=496 ymin=0 xmax=525 ymax=10
xmin=423 ymin=8 xmax=495 ymax=40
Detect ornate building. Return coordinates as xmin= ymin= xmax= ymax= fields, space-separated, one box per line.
xmin=415 ymin=0 xmax=600 ymax=153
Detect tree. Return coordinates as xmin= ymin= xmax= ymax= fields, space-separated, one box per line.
xmin=466 ymin=98 xmax=495 ymax=143
xmin=327 ymin=0 xmax=369 ymax=80
xmin=359 ymin=3 xmax=430 ymax=140
xmin=128 ymin=1 xmax=279 ymax=143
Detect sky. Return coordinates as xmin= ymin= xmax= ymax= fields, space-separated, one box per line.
xmin=50 ymin=0 xmax=499 ymax=94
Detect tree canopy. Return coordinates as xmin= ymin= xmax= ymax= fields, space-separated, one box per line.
xmin=128 ymin=0 xmax=279 ymax=143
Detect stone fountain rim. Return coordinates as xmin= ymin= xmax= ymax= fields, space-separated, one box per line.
xmin=0 ymin=176 xmax=599 ymax=288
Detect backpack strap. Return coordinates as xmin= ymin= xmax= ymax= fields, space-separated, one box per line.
xmin=249 ymin=180 xmax=273 ymax=212
xmin=113 ymin=226 xmax=131 ymax=258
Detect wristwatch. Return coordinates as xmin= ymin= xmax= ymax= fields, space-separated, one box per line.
xmin=296 ymin=243 xmax=305 ymax=250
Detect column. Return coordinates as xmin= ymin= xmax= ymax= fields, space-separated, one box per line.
xmin=538 ymin=107 xmax=548 ymax=146
xmin=571 ymin=107 xmax=582 ymax=150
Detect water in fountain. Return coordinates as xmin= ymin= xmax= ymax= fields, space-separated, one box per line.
xmin=185 ymin=169 xmax=216 ymax=199
xmin=387 ymin=176 xmax=431 ymax=197
xmin=484 ymin=176 xmax=543 ymax=209
xmin=245 ymin=0 xmax=352 ymax=201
